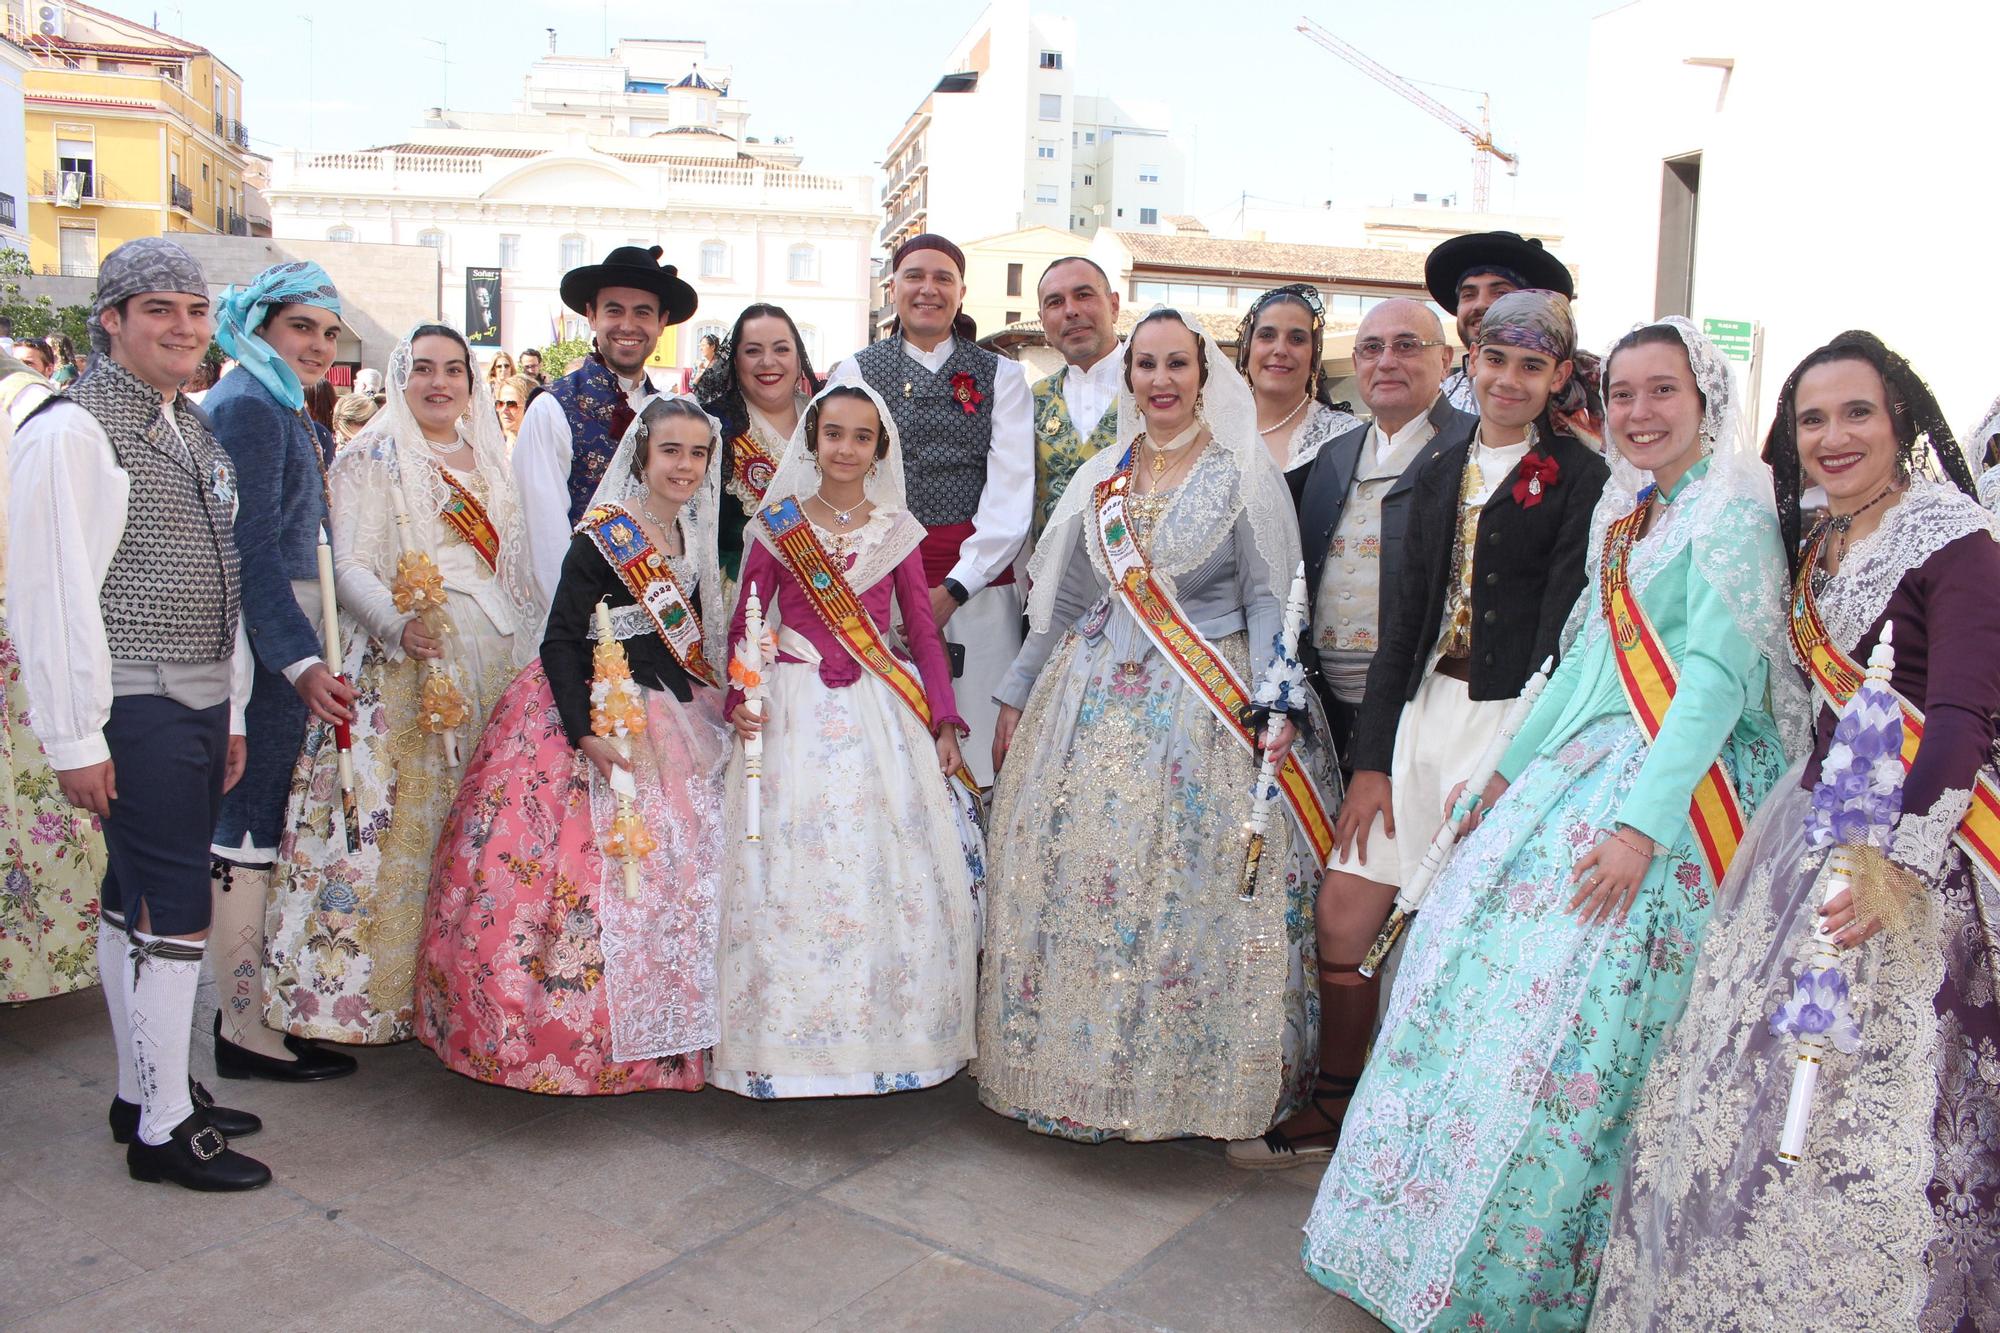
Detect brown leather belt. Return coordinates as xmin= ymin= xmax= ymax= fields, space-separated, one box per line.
xmin=1434 ymin=655 xmax=1472 ymax=682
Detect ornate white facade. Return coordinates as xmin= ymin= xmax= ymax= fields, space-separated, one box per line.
xmin=265 ymin=39 xmax=876 ymax=368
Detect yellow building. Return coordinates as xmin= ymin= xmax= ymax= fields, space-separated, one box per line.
xmin=15 ymin=0 xmax=250 ymax=275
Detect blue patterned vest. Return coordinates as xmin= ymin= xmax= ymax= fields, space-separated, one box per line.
xmin=852 ymin=337 xmax=997 ymax=527
xmin=548 ymin=354 xmax=656 ymax=524
xmin=1031 ymin=368 xmax=1118 ymax=540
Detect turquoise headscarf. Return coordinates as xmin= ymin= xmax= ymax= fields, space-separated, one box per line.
xmin=213 ymin=260 xmax=342 ymax=410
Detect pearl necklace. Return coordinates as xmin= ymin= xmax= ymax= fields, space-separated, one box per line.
xmin=1257 ymin=395 xmax=1310 ymax=437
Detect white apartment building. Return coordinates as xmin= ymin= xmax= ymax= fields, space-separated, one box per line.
xmin=0 ymin=37 xmax=28 ymax=255
xmin=1577 ymin=0 xmax=1997 ymax=440
xmin=266 ymin=38 xmax=878 ymax=368
xmin=878 ymin=0 xmax=1185 ymax=259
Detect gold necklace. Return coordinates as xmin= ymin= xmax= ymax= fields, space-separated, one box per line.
xmin=1142 ymin=422 xmax=1202 ymax=483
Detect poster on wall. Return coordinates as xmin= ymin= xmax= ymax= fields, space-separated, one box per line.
xmin=465 ymin=268 xmax=501 ymax=348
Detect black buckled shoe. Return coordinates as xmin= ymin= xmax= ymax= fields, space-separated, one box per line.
xmin=110 ymin=1080 xmax=262 ymax=1144
xmin=212 ymin=1011 xmax=358 ymax=1082
xmin=125 ymin=1111 xmax=272 ymax=1191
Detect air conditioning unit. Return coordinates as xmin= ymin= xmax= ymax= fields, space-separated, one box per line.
xmin=56 ymin=170 xmax=82 ymax=208
xmin=35 ymin=3 xmax=63 ymax=37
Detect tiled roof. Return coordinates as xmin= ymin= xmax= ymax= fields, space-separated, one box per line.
xmin=1112 ymin=231 xmax=1427 ymax=287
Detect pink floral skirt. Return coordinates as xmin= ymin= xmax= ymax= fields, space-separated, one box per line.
xmin=415 ymin=661 xmax=730 ymax=1095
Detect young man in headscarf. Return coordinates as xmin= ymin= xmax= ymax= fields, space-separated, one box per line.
xmin=1423 ymin=230 xmax=1574 ymax=414
xmin=513 ymin=245 xmax=698 ymax=602
xmin=9 ymin=237 xmax=270 ymax=1190
xmin=1030 ymin=255 xmax=1122 ymax=544
xmin=204 ymin=260 xmax=360 ymax=1084
xmin=826 ymin=233 xmax=1033 ymax=785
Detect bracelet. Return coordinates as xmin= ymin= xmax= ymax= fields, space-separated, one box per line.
xmin=1610 ymin=828 xmax=1655 ymax=858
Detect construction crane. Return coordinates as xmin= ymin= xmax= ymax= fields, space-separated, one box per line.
xmin=1297 ymin=16 xmax=1518 ymax=211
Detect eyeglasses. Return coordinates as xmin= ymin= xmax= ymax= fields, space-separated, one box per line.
xmin=496 ymin=399 xmax=523 ymax=410
xmin=1353 ymin=337 xmax=1448 ymax=363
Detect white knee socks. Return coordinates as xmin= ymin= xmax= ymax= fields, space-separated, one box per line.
xmin=96 ymin=914 xmax=141 ymax=1103
xmin=209 ymin=865 xmax=293 ymax=1061
xmin=128 ymin=930 xmax=204 ymax=1145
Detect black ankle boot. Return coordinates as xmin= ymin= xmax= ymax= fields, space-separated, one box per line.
xmin=110 ymin=1080 xmax=262 ymax=1144
xmin=125 ymin=1111 xmax=272 ymax=1191
xmin=212 ymin=1010 xmax=357 ymax=1082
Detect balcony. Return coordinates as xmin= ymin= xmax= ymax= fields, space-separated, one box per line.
xmin=227 ymin=209 xmax=248 ymax=236
xmin=213 ymin=111 xmax=224 ymax=135
xmin=44 ymin=169 xmax=107 ymax=206
xmin=0 ymin=193 xmax=15 ymax=229
xmin=170 ymin=177 xmax=193 ymax=213
xmin=228 ymin=119 xmax=249 ymax=150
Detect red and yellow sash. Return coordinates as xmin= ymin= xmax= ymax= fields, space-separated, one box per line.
xmin=1599 ymin=503 xmax=1747 ymax=882
xmin=1789 ymin=530 xmax=2000 ymax=879
xmin=1090 ymin=455 xmax=1336 ymax=868
xmin=757 ymin=497 xmax=979 ymax=794
xmin=434 ymin=465 xmax=501 ymax=572
xmin=578 ymin=503 xmax=717 ymax=688
xmin=727 ymin=430 xmax=779 ymax=509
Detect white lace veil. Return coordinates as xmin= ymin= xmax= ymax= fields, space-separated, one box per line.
xmin=1028 ymin=306 xmax=1300 ymax=633
xmin=748 ymin=379 xmax=924 ymax=593
xmin=1566 ymin=316 xmax=1812 ymax=750
xmin=585 ymin=395 xmax=728 ymax=676
xmin=346 ymin=324 xmax=542 ymax=667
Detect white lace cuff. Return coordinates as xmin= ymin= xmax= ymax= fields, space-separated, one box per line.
xmin=1889 ymin=786 xmax=1973 ymax=880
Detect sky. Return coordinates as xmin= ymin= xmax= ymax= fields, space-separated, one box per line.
xmin=177 ymin=0 xmax=1613 ymax=225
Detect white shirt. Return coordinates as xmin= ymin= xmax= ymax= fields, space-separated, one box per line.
xmin=513 ymin=367 xmax=658 ymax=604
xmin=9 ymin=398 xmax=252 ymax=769
xmin=1313 ymin=405 xmax=1442 ymax=660
xmin=1059 ymin=345 xmax=1123 ymax=437
xmin=828 ymin=334 xmax=1034 ymax=596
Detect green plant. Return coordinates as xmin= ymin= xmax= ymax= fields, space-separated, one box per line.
xmin=0 ymin=248 xmax=90 ymax=349
xmin=539 ymin=336 xmax=591 ymax=375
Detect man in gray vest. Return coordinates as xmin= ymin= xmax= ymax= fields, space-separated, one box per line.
xmin=828 ymin=232 xmax=1033 ymax=785
xmin=10 ymin=238 xmax=270 ymax=1191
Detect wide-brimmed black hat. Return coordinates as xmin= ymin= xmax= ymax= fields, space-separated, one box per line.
xmin=559 ymin=244 xmax=699 ymax=324
xmin=1424 ymin=231 xmax=1573 ymax=312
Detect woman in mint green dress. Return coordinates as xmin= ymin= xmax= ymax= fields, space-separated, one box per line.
xmin=1301 ymin=318 xmax=1808 ymax=1330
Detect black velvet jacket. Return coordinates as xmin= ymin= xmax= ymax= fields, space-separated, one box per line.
xmin=1348 ymin=428 xmax=1608 ymax=774
xmin=541 ymin=532 xmax=705 ymax=746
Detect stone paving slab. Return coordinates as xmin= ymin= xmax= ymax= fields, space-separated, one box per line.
xmin=1 ymin=988 xmax=1384 ymax=1331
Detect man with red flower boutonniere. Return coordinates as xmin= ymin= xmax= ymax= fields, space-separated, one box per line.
xmin=827 ymin=232 xmax=1033 ymax=786
xmin=1299 ymin=289 xmax=1607 ymax=1141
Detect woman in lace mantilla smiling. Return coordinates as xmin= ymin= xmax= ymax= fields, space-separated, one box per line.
xmin=1593 ymin=332 xmax=2000 ymax=1333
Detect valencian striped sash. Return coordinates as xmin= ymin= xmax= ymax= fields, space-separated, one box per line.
xmin=434 ymin=464 xmax=501 ymax=572
xmin=578 ymin=503 xmax=716 ymax=687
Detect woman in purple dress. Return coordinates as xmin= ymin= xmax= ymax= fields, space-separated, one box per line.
xmin=1594 ymin=332 xmax=2000 ymax=1331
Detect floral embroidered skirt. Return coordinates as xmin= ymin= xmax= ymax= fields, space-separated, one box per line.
xmin=0 ymin=622 xmax=104 ymax=1002
xmin=1592 ymin=767 xmax=2000 ymax=1332
xmin=974 ymin=627 xmax=1323 ymax=1143
xmin=415 ymin=662 xmax=728 ymax=1096
xmin=1303 ymin=714 xmax=1784 ymax=1331
xmin=710 ymin=657 xmax=981 ymax=1099
xmin=264 ymin=608 xmax=514 ymax=1044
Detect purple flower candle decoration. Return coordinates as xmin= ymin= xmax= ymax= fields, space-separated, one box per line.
xmin=1771 ymin=622 xmax=1904 ymax=1164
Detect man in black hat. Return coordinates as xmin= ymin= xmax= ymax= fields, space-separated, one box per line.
xmin=1423 ymin=230 xmax=1573 ymax=414
xmin=513 ymin=244 xmax=698 ymax=600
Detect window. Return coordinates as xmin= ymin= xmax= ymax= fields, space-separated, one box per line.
xmin=1656 ymin=153 xmax=1701 ymax=318
xmin=1035 ymin=185 xmax=1058 ymax=205
xmin=57 ymin=222 xmax=96 ymax=276
xmin=57 ymin=135 xmax=94 ymax=197
xmin=327 ymin=225 xmax=354 ymax=243
xmin=1139 ymin=207 xmax=1158 ymax=225
xmin=1082 ymin=173 xmax=1093 ymax=186
xmin=795 ymin=324 xmax=821 ymax=365
xmin=498 ymin=234 xmax=520 ymax=268
xmin=700 ymin=240 xmax=728 ymax=278
xmin=1005 ymin=310 xmax=1020 ymax=325
xmin=417 ymin=229 xmax=445 ymax=253
xmin=1036 ymin=141 xmax=1057 ymax=160
xmin=1083 ymin=131 xmax=1095 ymax=144
xmin=788 ymin=243 xmax=818 ymax=282
xmin=1038 ymin=50 xmax=1062 ymax=70
xmin=1139 ymin=166 xmax=1160 ymax=183
xmin=1005 ymin=263 xmax=1022 ymax=297
xmin=559 ymin=234 xmax=586 ymax=270
xmin=1038 ymin=94 xmax=1061 ymax=121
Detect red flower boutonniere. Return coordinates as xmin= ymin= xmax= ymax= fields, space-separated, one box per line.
xmin=1513 ymin=452 xmax=1560 ymax=509
xmin=949 ymin=371 xmax=985 ymax=416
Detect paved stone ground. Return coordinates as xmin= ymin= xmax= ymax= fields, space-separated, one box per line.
xmin=1 ymin=986 xmax=1385 ymax=1332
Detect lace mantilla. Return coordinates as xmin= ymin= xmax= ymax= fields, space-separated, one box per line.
xmin=1808 ymin=481 xmax=1999 ymax=665
xmin=1893 ymin=786 xmax=1976 ymax=880
xmin=748 ymin=380 xmax=923 ymax=590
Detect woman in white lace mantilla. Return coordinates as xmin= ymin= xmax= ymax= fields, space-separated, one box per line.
xmin=976 ymin=307 xmax=1334 ymax=1142
xmin=264 ymin=325 xmax=541 ymax=1045
xmin=1594 ymin=332 xmax=2000 ymax=1333
xmin=1235 ymin=283 xmax=1364 ymax=472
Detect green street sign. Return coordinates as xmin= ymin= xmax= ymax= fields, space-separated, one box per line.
xmin=1703 ymin=318 xmax=1755 ymax=364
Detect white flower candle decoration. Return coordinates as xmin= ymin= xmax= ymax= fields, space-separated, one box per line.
xmin=1240 ymin=563 xmax=1312 ymax=901
xmin=590 ymin=598 xmax=654 ymax=901
xmin=730 ymin=582 xmax=767 ymax=843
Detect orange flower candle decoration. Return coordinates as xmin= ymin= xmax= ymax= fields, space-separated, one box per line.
xmin=389 ymin=489 xmax=467 ymax=765
xmin=591 ymin=600 xmax=655 ymax=899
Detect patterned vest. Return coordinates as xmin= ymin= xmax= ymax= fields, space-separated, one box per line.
xmin=548 ymin=355 xmax=654 ymax=524
xmin=852 ymin=337 xmax=997 ymax=527
xmin=63 ymin=358 xmax=241 ymax=663
xmin=1031 ymin=368 xmax=1118 ymax=539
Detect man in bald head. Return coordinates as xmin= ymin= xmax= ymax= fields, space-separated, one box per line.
xmin=1228 ymin=297 xmax=1471 ymax=1170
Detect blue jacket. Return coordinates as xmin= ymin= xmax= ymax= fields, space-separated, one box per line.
xmin=205 ymin=368 xmax=328 ymax=674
